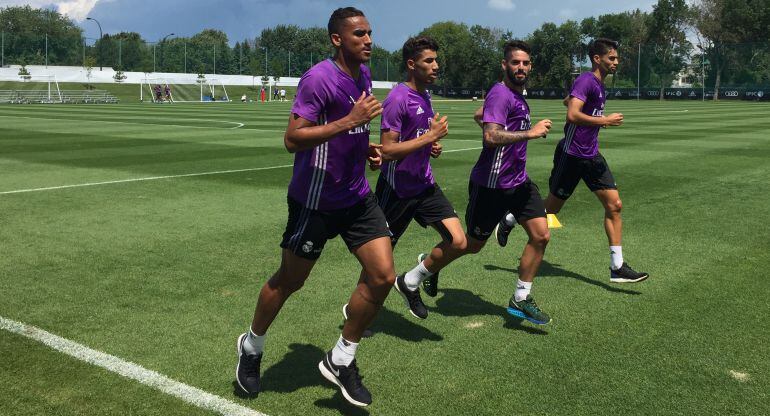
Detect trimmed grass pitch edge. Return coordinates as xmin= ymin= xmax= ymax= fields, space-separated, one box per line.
xmin=0 ymin=315 xmax=268 ymax=416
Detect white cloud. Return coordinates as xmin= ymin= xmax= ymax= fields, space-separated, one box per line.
xmin=0 ymin=0 xmax=102 ymax=21
xmin=487 ymin=0 xmax=515 ymax=11
xmin=0 ymin=0 xmax=57 ymax=7
xmin=57 ymin=0 xmax=100 ymax=21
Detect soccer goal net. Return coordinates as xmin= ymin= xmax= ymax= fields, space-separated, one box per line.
xmin=0 ymin=75 xmax=62 ymax=103
xmin=140 ymin=78 xmax=230 ymax=103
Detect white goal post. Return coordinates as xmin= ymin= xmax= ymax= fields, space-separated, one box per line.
xmin=6 ymin=75 xmax=63 ymax=103
xmin=140 ymin=78 xmax=230 ymax=103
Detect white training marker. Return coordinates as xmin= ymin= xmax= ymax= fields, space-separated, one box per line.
xmin=464 ymin=321 xmax=484 ymax=329
xmin=729 ymin=370 xmax=750 ymax=382
xmin=0 ymin=316 xmax=267 ymax=416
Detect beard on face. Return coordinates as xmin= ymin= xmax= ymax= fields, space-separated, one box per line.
xmin=506 ymin=67 xmax=528 ymax=86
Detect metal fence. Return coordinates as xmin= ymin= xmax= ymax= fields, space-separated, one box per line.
xmin=0 ymin=32 xmax=399 ymax=81
xmin=1 ymin=32 xmax=767 ymax=92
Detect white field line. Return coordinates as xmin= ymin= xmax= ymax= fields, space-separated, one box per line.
xmin=0 ymin=147 xmax=484 ymax=196
xmin=0 ymin=316 xmax=266 ymax=416
xmin=0 ymin=165 xmax=293 ymax=195
xmin=0 ymin=114 xmax=246 ymax=130
xmin=443 ymin=146 xmax=483 ymax=153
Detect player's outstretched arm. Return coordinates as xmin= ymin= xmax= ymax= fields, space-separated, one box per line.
xmin=284 ymin=92 xmax=382 ymax=153
xmin=482 ymin=119 xmax=552 ymax=148
xmin=380 ymin=113 xmax=448 ymax=161
xmin=566 ymin=97 xmax=623 ymax=128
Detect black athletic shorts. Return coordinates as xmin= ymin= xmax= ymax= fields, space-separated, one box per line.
xmin=280 ymin=193 xmax=391 ymax=260
xmin=375 ymin=176 xmax=458 ymax=246
xmin=549 ymin=138 xmax=617 ymax=200
xmin=465 ymin=179 xmax=547 ymax=241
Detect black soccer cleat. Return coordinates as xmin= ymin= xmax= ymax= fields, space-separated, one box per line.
xmin=394 ymin=274 xmax=428 ymax=319
xmin=494 ymin=216 xmax=515 ymax=247
xmin=418 ymin=253 xmax=440 ymax=297
xmin=235 ymin=333 xmax=262 ymax=395
xmin=318 ymin=351 xmax=372 ymax=407
xmin=610 ymin=262 xmax=649 ymax=283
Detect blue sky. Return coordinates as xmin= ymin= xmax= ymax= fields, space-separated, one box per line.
xmin=2 ymin=0 xmax=658 ymax=50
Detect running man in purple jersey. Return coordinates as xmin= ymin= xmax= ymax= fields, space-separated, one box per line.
xmin=235 ymin=7 xmax=395 ymax=407
xmin=417 ymin=40 xmax=554 ymax=324
xmin=540 ymin=38 xmax=647 ymax=283
xmin=369 ymin=36 xmax=463 ymax=320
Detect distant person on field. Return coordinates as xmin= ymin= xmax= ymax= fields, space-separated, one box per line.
xmin=280 ymin=88 xmax=286 ymax=101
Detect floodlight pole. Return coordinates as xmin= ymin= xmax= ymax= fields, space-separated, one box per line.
xmin=86 ymin=17 xmax=103 ymax=70
xmin=637 ymin=43 xmax=640 ymax=101
xmin=698 ymin=44 xmax=705 ymax=102
xmin=160 ymin=33 xmax=174 ymax=73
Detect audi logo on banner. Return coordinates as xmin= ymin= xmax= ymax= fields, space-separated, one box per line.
xmin=647 ymin=91 xmax=659 ymax=96
xmin=724 ymin=91 xmax=739 ymax=97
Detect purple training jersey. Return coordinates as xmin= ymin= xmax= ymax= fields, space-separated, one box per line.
xmin=288 ymin=59 xmax=373 ymax=210
xmin=380 ymin=83 xmax=436 ymax=198
xmin=470 ymin=82 xmax=531 ymax=189
xmin=563 ymin=72 xmax=606 ymax=158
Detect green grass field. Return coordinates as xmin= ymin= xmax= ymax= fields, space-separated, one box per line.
xmin=1 ymin=99 xmax=768 ymax=415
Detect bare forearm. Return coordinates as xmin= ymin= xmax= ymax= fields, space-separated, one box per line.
xmin=285 ymin=116 xmax=362 ymax=152
xmin=381 ymin=133 xmax=435 ymax=161
xmin=567 ymin=111 xmax=609 ymax=127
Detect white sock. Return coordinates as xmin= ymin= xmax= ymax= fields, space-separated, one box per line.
xmin=404 ymin=261 xmax=433 ymax=291
xmin=514 ymin=279 xmax=532 ymax=302
xmin=610 ymin=246 xmax=623 ymax=270
xmin=504 ymin=213 xmax=516 ymax=226
xmin=243 ymin=329 xmax=265 ymax=355
xmin=331 ymin=335 xmax=358 ymax=367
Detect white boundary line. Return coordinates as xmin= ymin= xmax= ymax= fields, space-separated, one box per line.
xmin=0 ymin=114 xmax=246 ymax=130
xmin=0 ymin=316 xmax=266 ymax=416
xmin=0 ymin=165 xmax=293 ymax=195
xmin=0 ymin=147 xmax=485 ymax=196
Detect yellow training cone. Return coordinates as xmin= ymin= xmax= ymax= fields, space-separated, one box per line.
xmin=547 ymin=213 xmax=563 ymax=229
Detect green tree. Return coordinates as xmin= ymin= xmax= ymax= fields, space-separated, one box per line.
xmin=419 ymin=21 xmax=474 ymax=89
xmin=694 ymin=0 xmax=770 ymax=98
xmin=646 ymin=0 xmax=692 ymax=99
xmin=581 ymin=10 xmax=649 ymax=87
xmin=528 ymin=21 xmax=584 ymax=89
xmin=0 ymin=5 xmax=82 ymax=66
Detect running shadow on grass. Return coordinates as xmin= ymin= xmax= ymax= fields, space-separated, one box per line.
xmin=257 ymin=343 xmax=327 ymax=394
xmin=429 ymin=288 xmax=548 ymax=335
xmin=484 ymin=261 xmax=642 ymax=295
xmin=314 ymin=392 xmax=370 ymax=416
xmin=338 ymin=306 xmax=443 ymax=343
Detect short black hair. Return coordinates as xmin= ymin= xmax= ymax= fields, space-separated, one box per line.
xmin=589 ymin=38 xmax=619 ymax=59
xmin=402 ymin=36 xmax=439 ymax=67
xmin=327 ymin=7 xmax=365 ymax=38
xmin=503 ymin=40 xmax=531 ymax=59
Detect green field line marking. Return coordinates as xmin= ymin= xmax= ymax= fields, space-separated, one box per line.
xmin=0 ymin=316 xmax=267 ymax=416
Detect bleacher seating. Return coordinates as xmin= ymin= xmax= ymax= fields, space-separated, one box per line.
xmin=0 ymin=89 xmax=119 ymax=104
